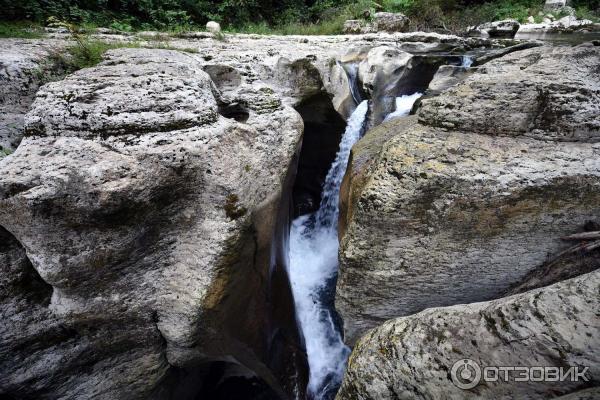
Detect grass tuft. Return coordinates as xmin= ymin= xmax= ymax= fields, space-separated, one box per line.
xmin=0 ymin=21 xmax=45 ymax=38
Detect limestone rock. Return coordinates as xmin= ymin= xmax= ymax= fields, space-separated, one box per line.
xmin=206 ymin=21 xmax=221 ymax=33
xmin=336 ymin=44 xmax=600 ymax=345
xmin=517 ymin=15 xmax=595 ymax=34
xmin=358 ymin=46 xmax=413 ymax=98
xmin=419 ymin=45 xmax=600 ymax=142
xmin=343 ymin=20 xmax=366 ymax=34
xmin=373 ymin=12 xmax=410 ymax=33
xmin=337 ymin=270 xmax=599 ymax=399
xmin=545 ymin=0 xmax=572 ymax=11
xmin=0 ymin=39 xmax=66 ymax=155
xmin=425 ymin=64 xmax=476 ymax=95
xmin=0 ymin=47 xmax=305 ymax=399
xmin=356 ymin=46 xmax=444 ymax=125
xmin=470 ymin=19 xmax=520 ymax=38
xmin=0 ymin=32 xmax=521 ymax=397
xmin=554 ymin=387 xmax=600 ymax=400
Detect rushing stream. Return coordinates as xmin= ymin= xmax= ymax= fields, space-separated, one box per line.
xmin=289 ymin=91 xmax=423 ymax=399
xmin=289 ymin=100 xmax=368 ymax=400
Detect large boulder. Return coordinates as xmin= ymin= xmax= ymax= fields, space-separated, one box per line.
xmin=469 ymin=19 xmax=520 ymax=38
xmin=0 ymin=48 xmax=305 ymax=399
xmin=419 ymin=44 xmax=600 ymax=142
xmin=545 ymin=0 xmax=572 ymax=11
xmin=343 ymin=20 xmax=367 ymax=34
xmin=373 ymin=12 xmax=410 ymax=33
xmin=336 ymin=44 xmax=600 ymax=345
xmin=337 ymin=270 xmax=599 ymax=399
xmin=206 ymin=21 xmax=221 ymax=33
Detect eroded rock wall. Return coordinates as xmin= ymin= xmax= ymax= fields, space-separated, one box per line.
xmin=0 ymin=47 xmax=303 ymax=399
xmin=0 ymin=39 xmax=67 ymax=154
xmin=337 ymin=43 xmax=600 ymax=345
xmin=337 ymin=269 xmax=599 ymax=399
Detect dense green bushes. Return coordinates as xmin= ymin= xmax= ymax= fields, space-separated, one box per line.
xmin=0 ymin=0 xmax=598 ymax=34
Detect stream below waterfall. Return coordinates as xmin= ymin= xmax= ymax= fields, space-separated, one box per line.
xmin=289 ymin=92 xmax=424 ymax=399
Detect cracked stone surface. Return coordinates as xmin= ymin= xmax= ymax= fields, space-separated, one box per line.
xmin=337 ymin=270 xmax=600 ymax=400
xmin=337 ymin=44 xmax=600 ymax=346
xmin=0 ymin=47 xmax=304 ymax=399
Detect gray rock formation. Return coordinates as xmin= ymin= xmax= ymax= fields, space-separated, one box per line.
xmin=517 ymin=15 xmax=596 ymax=35
xmin=343 ymin=13 xmax=409 ymax=34
xmin=419 ymin=44 xmax=600 ymax=142
xmin=373 ymin=12 xmax=410 ymax=33
xmin=343 ymin=20 xmax=368 ymax=35
xmin=469 ymin=19 xmax=521 ymax=38
xmin=0 ymin=31 xmax=546 ymax=398
xmin=0 ymin=47 xmax=305 ymax=399
xmin=0 ymin=39 xmax=67 ymax=155
xmin=337 ymin=270 xmax=599 ymax=400
xmin=545 ymin=0 xmax=572 ymax=11
xmin=423 ymin=65 xmax=476 ymax=95
xmin=337 ymin=44 xmax=600 ymax=345
xmin=554 ymin=387 xmax=600 ymax=400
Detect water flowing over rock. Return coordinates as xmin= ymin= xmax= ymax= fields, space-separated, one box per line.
xmin=337 ymin=44 xmax=600 ymax=346
xmin=289 ymin=100 xmax=368 ymax=400
xmin=337 ymin=270 xmax=599 ymax=400
xmin=0 ymin=30 xmax=588 ymax=399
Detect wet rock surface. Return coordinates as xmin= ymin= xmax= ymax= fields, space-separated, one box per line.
xmin=1 ymin=30 xmax=598 ymax=399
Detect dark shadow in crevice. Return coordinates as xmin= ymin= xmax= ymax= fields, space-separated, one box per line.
xmin=292 ymin=92 xmax=347 ymax=217
xmin=0 ymin=225 xmax=52 ymax=306
xmin=218 ymin=103 xmax=250 ymax=123
xmin=151 ymin=361 xmax=281 ymax=400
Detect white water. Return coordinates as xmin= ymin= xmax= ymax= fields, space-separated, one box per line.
xmin=289 ymin=100 xmax=368 ymax=399
xmin=461 ymin=55 xmax=474 ymax=68
xmin=383 ymin=92 xmax=423 ymax=122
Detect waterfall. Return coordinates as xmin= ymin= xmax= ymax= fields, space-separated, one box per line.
xmin=383 ymin=92 xmax=423 ymax=122
xmin=461 ymin=55 xmax=474 ymax=68
xmin=339 ymin=62 xmax=363 ymax=105
xmin=289 ymin=100 xmax=368 ymax=400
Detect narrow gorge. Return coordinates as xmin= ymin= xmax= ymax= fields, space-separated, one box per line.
xmin=1 ymin=17 xmax=599 ymax=400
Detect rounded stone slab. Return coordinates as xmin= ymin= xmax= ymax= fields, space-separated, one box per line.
xmin=337 ymin=269 xmax=599 ymax=399
xmin=24 ymin=49 xmax=219 ymax=139
xmin=418 ymin=44 xmax=600 ymax=142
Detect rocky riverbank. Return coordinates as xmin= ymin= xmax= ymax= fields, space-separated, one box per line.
xmin=0 ymin=29 xmax=598 ymax=400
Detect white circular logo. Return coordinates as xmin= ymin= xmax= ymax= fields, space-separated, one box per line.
xmin=451 ymin=359 xmax=481 ymax=390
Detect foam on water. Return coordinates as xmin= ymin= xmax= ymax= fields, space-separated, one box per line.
xmin=289 ymin=100 xmax=368 ymax=399
xmin=383 ymin=92 xmax=423 ymax=122
xmin=461 ymin=55 xmax=474 ymax=68
xmin=289 ymin=92 xmax=423 ymax=399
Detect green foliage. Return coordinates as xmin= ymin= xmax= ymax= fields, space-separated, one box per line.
xmin=574 ymin=5 xmax=600 ymax=21
xmin=0 ymin=147 xmax=13 ymax=158
xmin=0 ymin=21 xmax=44 ymax=38
xmin=0 ymin=0 xmax=597 ymax=35
xmin=43 ymin=22 xmax=197 ymax=73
